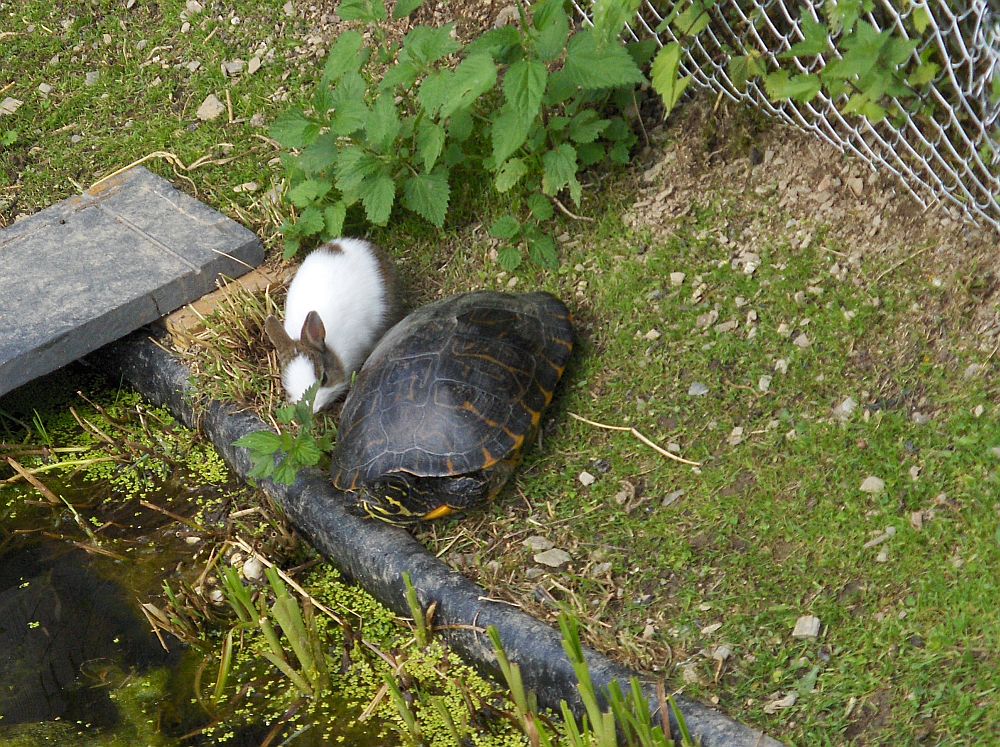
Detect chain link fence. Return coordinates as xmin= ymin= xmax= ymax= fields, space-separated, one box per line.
xmin=572 ymin=1 xmax=1000 ymax=233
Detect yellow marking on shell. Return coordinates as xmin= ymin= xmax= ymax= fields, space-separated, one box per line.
xmin=482 ymin=447 xmax=495 ymax=464
xmin=446 ymin=457 xmax=456 ymax=473
xmin=422 ymin=505 xmax=455 ymax=520
xmin=461 ymin=400 xmax=499 ymax=427
xmin=502 ymin=427 xmax=526 ymax=451
xmin=529 ymin=409 xmax=541 ymax=428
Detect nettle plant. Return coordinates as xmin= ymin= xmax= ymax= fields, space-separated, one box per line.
xmin=271 ymin=0 xmax=656 ymax=269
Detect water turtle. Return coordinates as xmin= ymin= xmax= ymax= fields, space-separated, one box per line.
xmin=331 ymin=291 xmax=573 ymax=524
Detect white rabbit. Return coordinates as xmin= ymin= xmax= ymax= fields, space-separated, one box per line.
xmin=265 ymin=238 xmax=402 ymax=412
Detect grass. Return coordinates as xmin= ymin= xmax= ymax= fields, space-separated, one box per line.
xmin=3 ymin=0 xmax=999 ymax=744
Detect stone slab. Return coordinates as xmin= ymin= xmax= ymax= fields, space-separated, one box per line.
xmin=0 ymin=166 xmax=263 ymax=396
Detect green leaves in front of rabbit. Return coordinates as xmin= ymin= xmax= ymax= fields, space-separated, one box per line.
xmin=233 ymin=385 xmax=333 ymax=486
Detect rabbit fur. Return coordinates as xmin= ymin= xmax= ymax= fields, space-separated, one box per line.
xmin=265 ymin=238 xmax=401 ymax=412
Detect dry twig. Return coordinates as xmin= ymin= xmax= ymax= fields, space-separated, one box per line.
xmin=567 ymin=412 xmax=702 ymax=466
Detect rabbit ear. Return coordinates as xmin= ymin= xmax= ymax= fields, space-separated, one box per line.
xmin=264 ymin=315 xmax=296 ymax=360
xmin=300 ymin=310 xmax=327 ymax=351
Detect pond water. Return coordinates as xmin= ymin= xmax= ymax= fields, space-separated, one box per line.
xmin=0 ymin=369 xmax=389 ymax=746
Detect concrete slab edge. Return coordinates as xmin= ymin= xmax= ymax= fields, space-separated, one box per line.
xmin=92 ymin=330 xmax=784 ymax=747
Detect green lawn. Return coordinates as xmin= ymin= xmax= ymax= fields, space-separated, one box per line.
xmin=2 ymin=1 xmax=997 ymax=744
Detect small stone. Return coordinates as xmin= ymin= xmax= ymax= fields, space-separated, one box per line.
xmin=909 ymin=511 xmax=923 ymax=531
xmin=859 ymin=476 xmax=885 ymax=493
xmin=833 ymin=397 xmax=857 ymax=420
xmin=962 ymin=363 xmax=982 ymax=379
xmin=792 ymin=615 xmax=821 ymax=639
xmin=524 ymin=567 xmax=546 ymax=580
xmin=591 ymin=561 xmax=612 ymax=576
xmin=222 ymin=59 xmax=246 ymax=76
xmin=661 ymin=489 xmax=684 ymax=507
xmin=758 ymin=375 xmax=772 ymax=393
xmin=0 ymin=97 xmax=23 ymax=116
xmin=847 ymin=176 xmax=864 ymax=197
xmin=973 ymin=404 xmax=984 ymax=418
xmin=727 ymin=426 xmax=744 ymax=446
xmin=196 ymin=93 xmax=225 ymax=120
xmin=701 ymin=622 xmax=723 ymax=635
xmin=776 ymin=322 xmax=792 ymax=338
xmin=643 ymin=328 xmax=661 ymax=341
xmin=136 ymin=39 xmax=148 ymax=51
xmin=249 ymin=112 xmax=266 ymax=128
xmin=70 ymin=134 xmax=83 ymax=143
xmin=909 ymin=465 xmax=921 ymax=481
xmin=688 ymin=381 xmax=709 ymax=396
xmin=696 ymin=309 xmax=719 ymax=329
xmin=774 ymin=358 xmax=789 ymax=374
xmin=85 ymin=70 xmax=100 ymax=86
xmin=712 ymin=644 xmax=732 ymax=662
xmin=578 ymin=471 xmax=596 ymax=487
xmin=793 ymin=333 xmax=811 ymax=348
xmin=534 ymin=548 xmax=571 ymax=568
xmin=764 ymin=692 xmax=798 ymax=714
xmin=102 ymin=33 xmax=112 ymax=44
xmin=523 ymin=535 xmax=553 ymax=552
xmin=38 ymin=82 xmax=53 ymax=94
xmin=184 ymin=535 xmax=201 ymax=545
xmin=669 ymin=272 xmax=686 ymax=286
xmin=715 ymin=319 xmax=739 ymax=333
xmin=681 ymin=663 xmax=704 ymax=685
xmin=186 ymin=0 xmax=204 ymax=13
xmin=991 ymin=447 xmax=1000 ymax=459
xmin=734 ymin=296 xmax=748 ymax=307
xmin=875 ymin=548 xmax=889 ymax=563
xmin=642 ymin=623 xmax=657 ymax=639
xmin=209 ymin=588 xmax=225 ymax=603
xmin=186 ymin=60 xmax=201 ymax=72
xmin=242 ymin=556 xmax=263 ymax=580
xmin=233 ymin=181 xmax=258 ymax=193
xmin=248 ymin=55 xmax=262 ymax=74
xmin=911 ymin=411 xmax=931 ymax=425
xmin=283 ymin=0 xmax=295 ymax=15
xmin=181 ymin=21 xmax=191 ymax=33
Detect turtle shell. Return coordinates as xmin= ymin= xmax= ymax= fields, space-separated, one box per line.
xmin=331 ymin=291 xmax=573 ymax=523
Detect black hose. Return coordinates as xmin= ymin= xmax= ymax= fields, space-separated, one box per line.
xmin=93 ymin=329 xmax=782 ymax=747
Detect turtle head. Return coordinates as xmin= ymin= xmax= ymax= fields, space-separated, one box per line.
xmin=265 ymin=312 xmax=347 ymax=412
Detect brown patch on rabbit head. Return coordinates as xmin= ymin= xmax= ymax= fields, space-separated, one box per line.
xmin=264 ymin=312 xmax=346 ymax=390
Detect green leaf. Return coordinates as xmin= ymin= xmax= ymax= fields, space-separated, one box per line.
xmin=651 ymin=42 xmax=691 ymax=115
xmin=826 ymin=0 xmax=864 ymax=35
xmin=541 ymin=143 xmax=580 ymax=202
xmin=843 ymin=92 xmax=887 ymax=122
xmin=298 ymin=133 xmax=339 ymax=174
xmin=401 ymin=168 xmax=449 ymax=226
xmin=1 ymin=129 xmax=18 ymax=146
xmin=448 ymin=108 xmax=474 ymax=142
xmin=399 ymin=24 xmax=461 ymax=68
xmin=528 ymin=234 xmax=558 ymax=269
xmin=288 ymin=435 xmax=323 ymax=467
xmin=727 ymin=53 xmax=766 ymax=88
xmin=609 ymin=139 xmax=631 ymax=164
xmin=563 ymin=30 xmax=644 ymax=90
xmin=543 ymin=69 xmax=577 ymax=105
xmin=392 ymin=0 xmax=422 ymax=19
xmin=465 ymin=26 xmax=521 ymax=61
xmin=527 ymin=193 xmax=553 ymax=221
xmin=569 ymin=110 xmax=610 ymax=144
xmin=627 ymin=38 xmax=659 ymax=67
xmin=764 ymin=70 xmax=821 ymax=102
xmin=296 ymin=206 xmax=325 ymax=236
xmin=338 ymin=0 xmax=387 ymax=22
xmin=324 ymin=202 xmax=347 ymax=238
xmin=533 ymin=0 xmax=570 ymax=62
xmin=415 ymin=119 xmax=446 ymax=172
xmin=417 ymin=71 xmax=451 ymax=117
xmin=380 ymin=61 xmax=419 ymax=91
xmin=288 ymin=179 xmax=332 ymax=207
xmin=234 ymin=430 xmax=282 ymax=454
xmin=911 ymin=6 xmax=931 ymax=35
xmin=592 ymin=0 xmax=641 ymax=46
xmin=283 ymin=237 xmax=302 ymax=259
xmin=673 ymin=0 xmax=714 ymax=37
xmin=781 ymin=16 xmax=829 ymax=58
xmin=366 ymin=93 xmax=401 ymax=152
xmin=439 ymin=54 xmax=497 ymax=119
xmin=322 ymin=31 xmax=365 ymax=86
xmin=908 ymin=62 xmax=939 ymax=87
xmin=495 ymin=158 xmax=528 ymax=192
xmin=504 ymin=60 xmax=547 ymax=123
xmin=270 ymin=109 xmax=318 ymax=149
xmin=334 ymin=146 xmax=380 ymax=195
xmin=498 ymin=246 xmax=522 ymax=271
xmin=577 ymin=141 xmax=605 ymax=166
xmin=361 ymin=174 xmax=395 ymax=225
xmin=489 ymin=215 xmax=521 ymax=240
xmin=491 ymin=106 xmax=533 ymax=165
xmin=328 ymin=72 xmax=369 ymax=136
